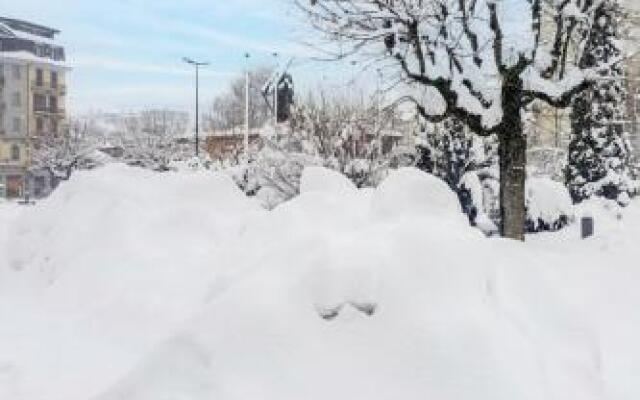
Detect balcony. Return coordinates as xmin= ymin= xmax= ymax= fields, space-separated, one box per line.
xmin=33 ymin=107 xmax=66 ymax=116
xmin=31 ymin=81 xmax=67 ymax=95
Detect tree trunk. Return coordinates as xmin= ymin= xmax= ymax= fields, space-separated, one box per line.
xmin=498 ymin=125 xmax=527 ymax=241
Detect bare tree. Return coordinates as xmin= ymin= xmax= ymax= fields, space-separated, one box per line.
xmin=246 ymin=91 xmax=409 ymax=208
xmin=115 ymin=110 xmax=191 ymax=171
xmin=297 ymin=0 xmax=606 ymax=240
xmin=204 ymin=66 xmax=274 ymax=131
xmin=30 ymin=118 xmax=100 ymax=181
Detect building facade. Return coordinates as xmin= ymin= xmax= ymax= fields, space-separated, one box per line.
xmin=0 ymin=17 xmax=68 ymax=199
xmin=624 ymin=34 xmax=640 ymax=158
xmin=624 ymin=1 xmax=640 ymax=159
xmin=529 ymin=8 xmax=640 ymax=162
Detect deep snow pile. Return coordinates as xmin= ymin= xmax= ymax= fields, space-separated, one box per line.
xmin=0 ymin=165 xmax=264 ymax=400
xmin=0 ymin=165 xmax=639 ymax=400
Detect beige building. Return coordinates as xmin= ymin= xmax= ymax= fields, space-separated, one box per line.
xmin=529 ymin=8 xmax=640 ymax=161
xmin=625 ymin=53 xmax=640 ymax=156
xmin=623 ymin=3 xmax=640 ymax=157
xmin=0 ymin=17 xmax=68 ymax=199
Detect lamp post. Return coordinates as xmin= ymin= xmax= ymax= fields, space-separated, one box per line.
xmin=350 ymin=60 xmax=357 ymax=107
xmin=23 ymin=61 xmax=32 ymax=204
xmin=272 ymin=52 xmax=279 ymax=127
xmin=376 ymin=68 xmax=382 ymax=133
xmin=244 ymin=53 xmax=250 ymax=163
xmin=183 ymin=57 xmax=209 ymax=158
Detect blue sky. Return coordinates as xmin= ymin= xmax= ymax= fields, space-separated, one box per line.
xmin=1 ymin=0 xmax=343 ymax=113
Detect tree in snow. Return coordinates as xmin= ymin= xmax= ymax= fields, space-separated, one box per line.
xmin=416 ymin=117 xmax=502 ymax=231
xmin=298 ymin=0 xmax=602 ymax=240
xmin=246 ymin=93 xmax=408 ymax=208
xmin=415 ymin=117 xmax=480 ymax=222
xmin=30 ymin=118 xmax=102 ymax=181
xmin=119 ymin=110 xmax=192 ymax=171
xmin=566 ymin=0 xmax=636 ymax=205
xmin=420 ymin=118 xmax=473 ymax=190
xmin=204 ymin=66 xmax=274 ymax=132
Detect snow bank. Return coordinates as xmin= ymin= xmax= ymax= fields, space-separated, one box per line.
xmin=372 ymin=167 xmax=463 ymax=221
xmin=0 ymin=164 xmax=264 ymax=400
xmin=299 ymin=166 xmax=357 ymax=195
xmin=90 ymin=168 xmax=608 ymax=400
xmin=0 ymin=165 xmax=639 ymax=400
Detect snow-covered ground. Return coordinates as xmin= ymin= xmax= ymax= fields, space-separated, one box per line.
xmin=0 ymin=164 xmax=638 ymax=400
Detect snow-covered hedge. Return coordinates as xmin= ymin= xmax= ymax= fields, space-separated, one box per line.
xmin=459 ymin=174 xmax=574 ymax=235
xmin=525 ymin=178 xmax=574 ymax=233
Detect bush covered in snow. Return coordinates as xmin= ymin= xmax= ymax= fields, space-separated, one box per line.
xmin=525 ymin=178 xmax=574 ymax=233
xmin=225 ymin=98 xmax=413 ymax=209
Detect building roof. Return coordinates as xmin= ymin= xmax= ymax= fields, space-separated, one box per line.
xmin=0 ymin=17 xmax=59 ymax=39
xmin=0 ymin=51 xmax=69 ymax=68
xmin=0 ymin=16 xmax=65 ymax=63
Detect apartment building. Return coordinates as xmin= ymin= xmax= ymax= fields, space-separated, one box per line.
xmin=0 ymin=16 xmax=68 ymax=199
xmin=529 ymin=6 xmax=640 ymax=160
xmin=625 ymin=53 xmax=640 ymax=158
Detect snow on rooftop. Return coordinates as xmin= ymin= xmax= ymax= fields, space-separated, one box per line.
xmin=11 ymin=27 xmax=59 ymax=46
xmin=0 ymin=51 xmax=69 ymax=68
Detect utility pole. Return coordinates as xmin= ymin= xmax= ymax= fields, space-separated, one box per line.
xmin=376 ymin=68 xmax=382 ymax=133
xmin=182 ymin=57 xmax=209 ymax=158
xmin=350 ymin=60 xmax=357 ymax=107
xmin=273 ymin=52 xmax=279 ymax=127
xmin=244 ymin=53 xmax=250 ymax=163
xmin=24 ymin=61 xmax=31 ymax=204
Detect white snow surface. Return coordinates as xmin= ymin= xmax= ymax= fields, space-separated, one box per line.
xmin=0 ymin=164 xmax=639 ymax=400
xmin=526 ymin=177 xmax=574 ymax=226
xmin=299 ymin=166 xmax=357 ymax=196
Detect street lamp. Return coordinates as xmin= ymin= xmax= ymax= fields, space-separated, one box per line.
xmin=350 ymin=60 xmax=357 ymax=106
xmin=376 ymin=68 xmax=383 ymax=133
xmin=183 ymin=57 xmax=210 ymax=158
xmin=244 ymin=53 xmax=250 ymax=163
xmin=273 ymin=52 xmax=279 ymax=127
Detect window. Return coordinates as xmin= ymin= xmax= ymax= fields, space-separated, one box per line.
xmin=51 ymin=71 xmax=58 ymax=88
xmin=12 ymin=92 xmax=21 ymax=107
xmin=51 ymin=119 xmax=58 ymax=134
xmin=36 ymin=69 xmax=44 ymax=86
xmin=53 ymin=47 xmax=65 ymax=62
xmin=12 ymin=118 xmax=21 ymax=133
xmin=12 ymin=65 xmax=21 ymax=80
xmin=11 ymin=144 xmax=20 ymax=161
xmin=33 ymin=94 xmax=46 ymax=111
xmin=50 ymin=96 xmax=58 ymax=113
xmin=36 ymin=117 xmax=44 ymax=132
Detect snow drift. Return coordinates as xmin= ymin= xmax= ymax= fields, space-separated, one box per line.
xmin=0 ymin=165 xmax=639 ymax=400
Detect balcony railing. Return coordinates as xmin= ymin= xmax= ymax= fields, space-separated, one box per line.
xmin=31 ymin=81 xmax=67 ymax=95
xmin=33 ymin=107 xmax=66 ymax=116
